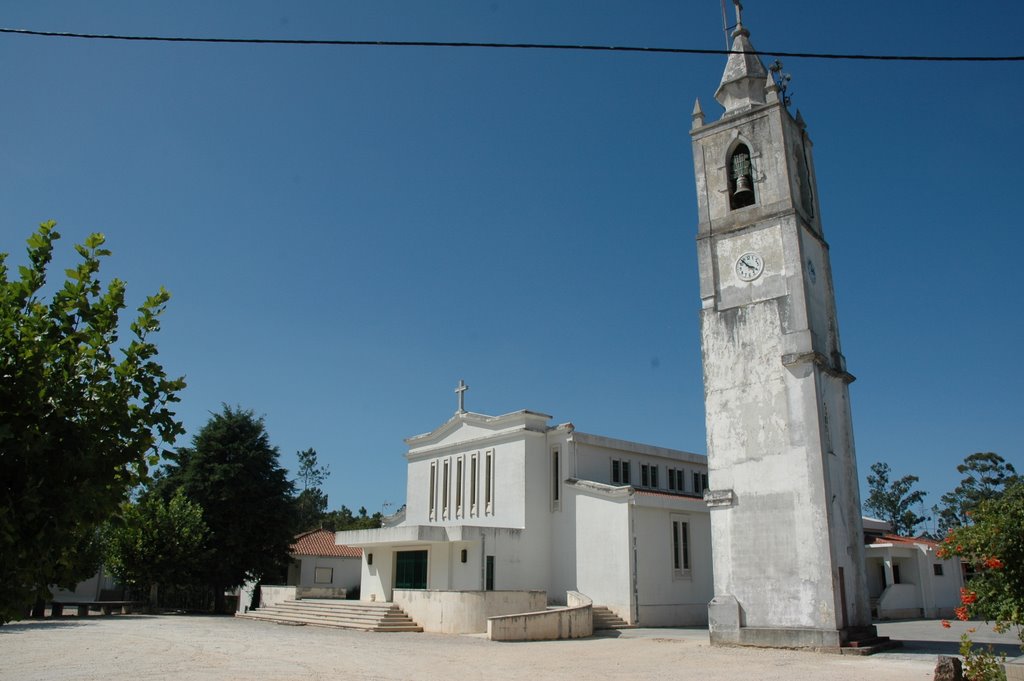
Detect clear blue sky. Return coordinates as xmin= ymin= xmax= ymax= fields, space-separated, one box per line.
xmin=2 ymin=1 xmax=1021 ymax=529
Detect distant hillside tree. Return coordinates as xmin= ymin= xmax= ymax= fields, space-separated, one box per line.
xmin=294 ymin=447 xmax=329 ymax=532
xmin=158 ymin=406 xmax=296 ymax=613
xmin=934 ymin=452 xmax=1018 ymax=535
xmin=322 ymin=505 xmax=382 ymax=531
xmin=0 ymin=223 xmax=184 ymax=624
xmin=864 ymin=461 xmax=928 ymax=536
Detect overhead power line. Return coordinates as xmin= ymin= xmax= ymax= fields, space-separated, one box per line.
xmin=1 ymin=27 xmax=1022 ymax=62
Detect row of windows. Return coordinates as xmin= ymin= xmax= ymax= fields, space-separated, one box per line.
xmin=429 ymin=449 xmax=495 ymax=521
xmin=611 ymin=458 xmax=708 ymax=496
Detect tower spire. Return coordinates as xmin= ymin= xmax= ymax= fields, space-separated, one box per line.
xmin=714 ymin=2 xmax=769 ymax=116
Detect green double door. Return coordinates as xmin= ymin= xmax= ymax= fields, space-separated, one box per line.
xmin=395 ymin=550 xmax=428 ymax=589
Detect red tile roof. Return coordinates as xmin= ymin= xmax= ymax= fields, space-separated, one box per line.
xmin=290 ymin=529 xmax=362 ymax=558
xmin=869 ymin=533 xmax=940 ymax=548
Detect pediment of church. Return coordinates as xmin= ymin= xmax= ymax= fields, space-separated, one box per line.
xmin=404 ymin=409 xmax=552 ymax=458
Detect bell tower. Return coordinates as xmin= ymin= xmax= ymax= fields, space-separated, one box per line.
xmin=690 ymin=6 xmax=873 ymax=649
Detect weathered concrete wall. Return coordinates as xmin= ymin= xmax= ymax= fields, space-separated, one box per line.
xmin=487 ymin=592 xmax=592 ymax=641
xmin=692 ymin=43 xmax=870 ymax=646
xmin=393 ymin=589 xmax=546 ymax=634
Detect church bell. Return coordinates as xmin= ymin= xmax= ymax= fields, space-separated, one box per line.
xmin=731 ymin=151 xmax=754 ymax=204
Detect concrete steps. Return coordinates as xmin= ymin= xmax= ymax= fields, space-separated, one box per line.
xmin=839 ymin=628 xmax=901 ymax=656
xmin=238 ymin=599 xmax=422 ymax=632
xmin=592 ymin=605 xmax=632 ymax=630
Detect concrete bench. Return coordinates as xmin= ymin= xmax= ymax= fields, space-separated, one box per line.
xmin=50 ymin=601 xmax=145 ymax=617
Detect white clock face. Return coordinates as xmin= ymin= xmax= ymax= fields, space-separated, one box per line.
xmin=735 ymin=252 xmax=764 ymax=281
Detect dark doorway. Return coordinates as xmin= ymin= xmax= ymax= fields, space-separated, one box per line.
xmin=395 ymin=550 xmax=428 ymax=589
xmin=485 ymin=555 xmax=495 ymax=591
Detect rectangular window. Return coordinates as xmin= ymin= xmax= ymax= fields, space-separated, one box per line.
xmin=442 ymin=459 xmax=451 ymax=519
xmin=676 ymin=469 xmax=684 ymax=493
xmin=485 ymin=555 xmax=495 ymax=591
xmin=551 ymin=446 xmax=561 ymax=509
xmin=470 ymin=453 xmax=479 ymax=516
xmin=933 ymin=563 xmax=944 ymax=576
xmin=671 ymin=519 xmax=691 ymax=574
xmin=456 ymin=457 xmax=464 ymax=517
xmin=429 ymin=462 xmax=437 ymax=520
xmin=693 ymin=472 xmax=708 ymax=496
xmin=641 ymin=464 xmax=650 ymax=488
xmin=612 ymin=459 xmax=621 ymax=484
xmin=650 ymin=465 xmax=659 ymax=489
xmin=668 ymin=468 xmax=676 ymax=491
xmin=485 ymin=449 xmax=494 ymax=514
xmin=314 ymin=567 xmax=333 ymax=584
xmin=621 ymin=461 xmax=631 ymax=485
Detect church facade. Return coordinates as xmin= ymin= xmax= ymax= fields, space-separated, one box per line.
xmin=337 ymin=404 xmax=714 ymax=629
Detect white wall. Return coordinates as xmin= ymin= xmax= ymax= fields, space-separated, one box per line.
xmin=573 ymin=488 xmax=632 ymax=622
xmin=633 ymin=503 xmax=713 ymax=626
xmin=297 ymin=555 xmax=360 ymax=591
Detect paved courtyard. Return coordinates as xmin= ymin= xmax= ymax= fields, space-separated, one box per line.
xmin=1 ymin=614 xmax=1020 ymax=681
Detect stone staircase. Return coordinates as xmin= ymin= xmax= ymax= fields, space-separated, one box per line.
xmin=592 ymin=605 xmax=632 ymax=630
xmin=238 ymin=599 xmax=422 ymax=632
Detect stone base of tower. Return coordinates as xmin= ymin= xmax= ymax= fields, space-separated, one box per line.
xmin=708 ymin=595 xmax=879 ymax=652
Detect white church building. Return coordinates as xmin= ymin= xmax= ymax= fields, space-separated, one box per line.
xmin=336 ymin=395 xmax=714 ymax=631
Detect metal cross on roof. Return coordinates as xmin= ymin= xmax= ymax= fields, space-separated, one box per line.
xmin=455 ymin=379 xmax=469 ymax=414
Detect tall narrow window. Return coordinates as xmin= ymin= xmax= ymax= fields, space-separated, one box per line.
xmin=650 ymin=465 xmax=659 ymax=489
xmin=456 ymin=457 xmax=464 ymax=517
xmin=641 ymin=464 xmax=650 ymax=488
xmin=677 ymin=469 xmax=685 ymax=493
xmin=484 ymin=449 xmax=494 ymax=514
xmin=612 ymin=459 xmax=621 ymax=484
xmin=551 ymin=446 xmax=561 ymax=510
xmin=485 ymin=556 xmax=495 ymax=591
xmin=621 ymin=461 xmax=631 ymax=485
xmin=729 ymin=143 xmax=756 ymax=209
xmin=672 ymin=518 xmax=691 ymax=574
xmin=668 ymin=468 xmax=676 ymax=491
xmin=442 ymin=459 xmax=450 ymax=519
xmin=470 ymin=453 xmax=479 ymax=516
xmin=429 ymin=462 xmax=437 ymax=521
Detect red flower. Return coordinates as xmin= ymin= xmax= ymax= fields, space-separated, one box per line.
xmin=960 ymin=588 xmax=978 ymax=605
xmin=984 ymin=556 xmax=1004 ymax=570
xmin=941 ymin=620 xmax=951 ymax=629
xmin=936 ymin=547 xmax=950 ymax=559
xmin=955 ymin=605 xmax=969 ymax=621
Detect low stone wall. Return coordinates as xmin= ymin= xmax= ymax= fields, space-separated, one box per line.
xmin=877 ymin=584 xmax=922 ymax=620
xmin=258 ymin=585 xmax=297 ymax=609
xmin=487 ymin=591 xmax=593 ymax=642
xmin=392 ymin=590 xmax=546 ymax=634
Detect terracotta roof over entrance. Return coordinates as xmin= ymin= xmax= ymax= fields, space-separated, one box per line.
xmin=869 ymin=534 xmax=940 ymax=548
xmin=290 ymin=529 xmax=362 ymax=558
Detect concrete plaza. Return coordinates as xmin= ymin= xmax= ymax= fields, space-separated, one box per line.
xmin=1 ymin=613 xmax=1020 ymax=681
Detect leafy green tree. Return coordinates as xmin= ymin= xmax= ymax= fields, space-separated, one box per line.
xmin=104 ymin=489 xmax=209 ymax=607
xmin=159 ymin=406 xmax=296 ymax=613
xmin=939 ymin=479 xmax=1024 ymax=647
xmin=0 ymin=223 xmax=184 ymax=623
xmin=863 ymin=461 xmax=928 ymax=536
xmin=294 ymin=448 xmax=329 ymax=532
xmin=935 ymin=452 xmax=1018 ymax=535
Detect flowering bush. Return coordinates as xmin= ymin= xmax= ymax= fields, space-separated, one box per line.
xmin=938 ymin=480 xmax=1024 ymax=646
